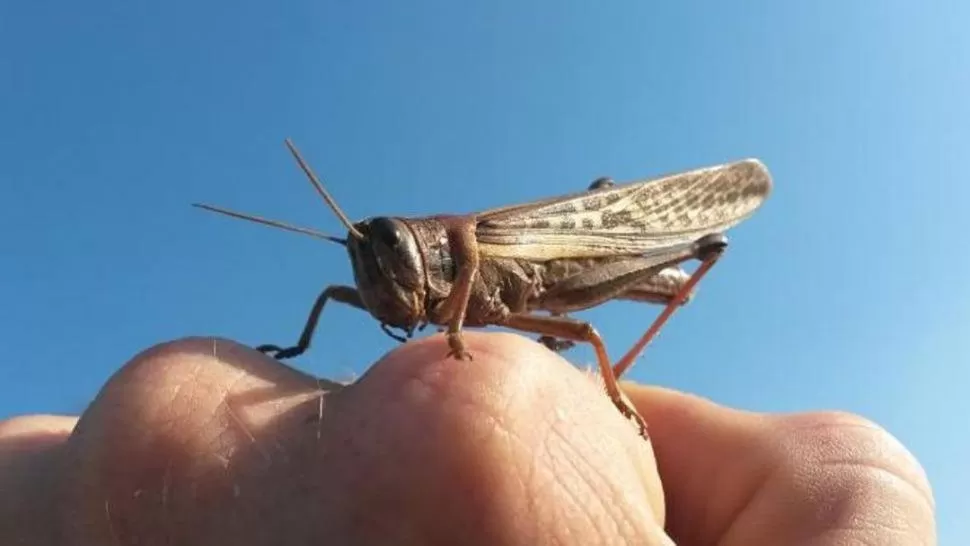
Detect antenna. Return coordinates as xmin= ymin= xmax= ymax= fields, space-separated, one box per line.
xmin=284 ymin=138 xmax=365 ymax=241
xmin=191 ymin=203 xmax=346 ymax=245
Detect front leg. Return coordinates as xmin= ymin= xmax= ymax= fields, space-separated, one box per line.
xmin=430 ymin=218 xmax=481 ymax=361
xmin=258 ymin=284 xmax=365 ymax=359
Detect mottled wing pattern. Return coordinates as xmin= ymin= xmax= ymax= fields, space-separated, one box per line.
xmin=476 ymin=158 xmax=772 ymax=260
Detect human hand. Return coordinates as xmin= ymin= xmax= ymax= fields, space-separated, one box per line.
xmin=0 ymin=333 xmax=935 ymax=545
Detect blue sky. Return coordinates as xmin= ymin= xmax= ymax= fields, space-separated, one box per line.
xmin=2 ymin=0 xmax=967 ymax=539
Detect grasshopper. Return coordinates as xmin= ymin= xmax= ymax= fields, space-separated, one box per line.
xmin=194 ymin=140 xmax=772 ymax=437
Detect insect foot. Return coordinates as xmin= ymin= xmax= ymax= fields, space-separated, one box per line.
xmin=615 ymin=391 xmax=649 ymax=439
xmin=587 ymin=176 xmax=616 ymax=190
xmin=446 ymin=333 xmax=474 ymax=361
xmin=695 ymin=233 xmax=729 ymax=260
xmin=256 ymin=344 xmax=304 ymax=360
xmin=537 ymin=335 xmax=576 ymax=353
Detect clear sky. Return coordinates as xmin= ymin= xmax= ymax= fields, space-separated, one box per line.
xmin=2 ymin=0 xmax=967 ymax=540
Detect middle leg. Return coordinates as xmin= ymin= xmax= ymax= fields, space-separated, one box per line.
xmin=501 ymin=312 xmax=648 ymax=438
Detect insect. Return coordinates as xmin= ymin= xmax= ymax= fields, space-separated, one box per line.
xmin=194 ymin=139 xmax=772 ymax=438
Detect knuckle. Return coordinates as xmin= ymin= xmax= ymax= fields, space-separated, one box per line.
xmin=773 ymin=411 xmax=936 ymax=537
xmin=81 ymin=338 xmax=229 ymax=435
xmin=779 ymin=410 xmax=930 ymax=486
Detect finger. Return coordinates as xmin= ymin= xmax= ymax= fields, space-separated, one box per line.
xmin=622 ymin=383 xmax=936 ymax=545
xmin=0 ymin=414 xmax=78 ymax=457
xmin=57 ymin=337 xmax=335 ymax=546
xmin=620 ymin=385 xmax=771 ymax=544
xmin=53 ymin=335 xmax=674 ymax=546
xmin=0 ymin=414 xmax=78 ymax=543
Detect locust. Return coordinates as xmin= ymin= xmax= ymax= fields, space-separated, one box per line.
xmin=193 ymin=139 xmax=772 ymax=438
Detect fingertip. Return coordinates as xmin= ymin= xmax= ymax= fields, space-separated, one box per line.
xmin=346 ymin=331 xmax=619 ymax=453
xmin=358 ymin=330 xmax=580 ymax=392
xmin=55 ymin=337 xmax=347 ymax=543
xmin=71 ymin=337 xmax=314 ymax=439
xmin=0 ymin=414 xmax=77 ymax=457
xmin=64 ymin=337 xmax=336 ymax=493
xmin=106 ymin=336 xmax=322 ymax=391
xmin=336 ymin=332 xmax=668 ymax=539
xmin=0 ymin=414 xmax=78 ymax=435
xmin=356 ymin=331 xmax=652 ymax=450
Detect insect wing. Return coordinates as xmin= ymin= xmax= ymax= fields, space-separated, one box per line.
xmin=475 ymin=158 xmax=771 ymax=260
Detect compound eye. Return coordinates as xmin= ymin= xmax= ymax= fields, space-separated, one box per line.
xmin=588 ymin=176 xmax=615 ymax=190
xmin=368 ymin=217 xmax=402 ymax=248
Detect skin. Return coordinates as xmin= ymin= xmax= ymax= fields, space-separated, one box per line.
xmin=0 ymin=333 xmax=936 ymax=545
